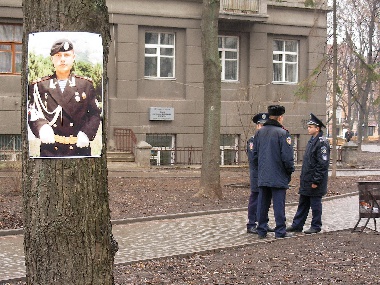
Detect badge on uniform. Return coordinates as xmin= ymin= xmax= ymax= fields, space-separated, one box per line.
xmin=75 ymin=91 xmax=80 ymax=102
xmin=321 ymin=146 xmax=328 ymax=160
xmin=82 ymin=92 xmax=86 ymax=99
xmin=286 ymin=136 xmax=292 ymax=145
xmin=49 ymin=79 xmax=57 ymax=89
xmin=64 ymin=42 xmax=70 ymax=51
xmin=249 ymin=142 xmax=253 ymax=150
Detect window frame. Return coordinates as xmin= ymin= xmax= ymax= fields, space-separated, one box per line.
xmin=0 ymin=23 xmax=22 ymax=75
xmin=218 ymin=35 xmax=239 ymax=82
xmin=272 ymin=39 xmax=299 ymax=84
xmin=144 ymin=31 xmax=176 ymax=79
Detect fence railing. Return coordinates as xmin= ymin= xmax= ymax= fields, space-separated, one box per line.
xmin=150 ymin=146 xmax=241 ymax=166
xmin=150 ymin=147 xmax=203 ymax=166
xmin=114 ymin=128 xmax=137 ymax=154
xmin=220 ymin=0 xmax=260 ymax=13
xmin=296 ymin=146 xmax=342 ymax=164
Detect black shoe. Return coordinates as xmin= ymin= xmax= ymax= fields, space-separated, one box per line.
xmin=286 ymin=226 xmax=303 ymax=232
xmin=275 ymin=233 xmax=293 ymax=239
xmin=267 ymin=226 xmax=275 ymax=232
xmin=258 ymin=234 xmax=267 ymax=239
xmin=247 ymin=227 xmax=258 ymax=234
xmin=304 ymin=228 xmax=321 ymax=234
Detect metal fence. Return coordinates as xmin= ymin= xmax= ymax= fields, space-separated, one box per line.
xmin=0 ymin=135 xmax=22 ymax=161
xmin=114 ymin=128 xmax=137 ymax=154
xmin=296 ymin=146 xmax=342 ymax=164
xmin=150 ymin=147 xmax=203 ymax=166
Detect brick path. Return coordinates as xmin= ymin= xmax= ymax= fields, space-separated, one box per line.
xmin=1 ymin=194 xmax=372 ymax=283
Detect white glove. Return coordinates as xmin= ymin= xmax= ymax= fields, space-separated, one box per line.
xmin=39 ymin=124 xmax=55 ymax=144
xmin=76 ymin=131 xmax=90 ymax=148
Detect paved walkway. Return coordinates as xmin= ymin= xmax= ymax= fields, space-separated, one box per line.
xmin=0 ymin=193 xmax=374 ymax=283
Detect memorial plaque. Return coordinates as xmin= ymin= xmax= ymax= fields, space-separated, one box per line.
xmin=149 ymin=107 xmax=174 ymax=121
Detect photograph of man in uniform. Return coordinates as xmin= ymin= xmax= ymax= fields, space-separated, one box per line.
xmin=27 ymin=33 xmax=103 ymax=158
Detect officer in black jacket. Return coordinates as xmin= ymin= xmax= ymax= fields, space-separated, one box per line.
xmin=287 ymin=113 xmax=330 ymax=234
xmin=253 ymin=105 xmax=295 ymax=238
xmin=28 ymin=39 xmax=101 ymax=157
xmin=246 ymin=112 xmax=271 ymax=234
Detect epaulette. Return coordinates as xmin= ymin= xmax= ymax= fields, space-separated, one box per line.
xmin=74 ymin=74 xmax=93 ymax=82
xmin=31 ymin=75 xmax=50 ymax=85
xmin=319 ymin=137 xmax=329 ymax=144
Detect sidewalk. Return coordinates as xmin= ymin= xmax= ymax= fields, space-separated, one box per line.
xmin=0 ymin=193 xmax=369 ymax=283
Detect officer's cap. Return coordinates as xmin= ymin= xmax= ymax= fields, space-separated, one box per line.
xmin=252 ymin=113 xmax=269 ymax=124
xmin=268 ymin=105 xmax=285 ymax=116
xmin=308 ymin=113 xmax=326 ymax=128
xmin=50 ymin=39 xmax=74 ymax=56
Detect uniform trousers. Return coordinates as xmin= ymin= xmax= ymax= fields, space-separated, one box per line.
xmin=257 ymin=186 xmax=286 ymax=238
xmin=291 ymin=194 xmax=322 ymax=231
xmin=247 ymin=191 xmax=259 ymax=229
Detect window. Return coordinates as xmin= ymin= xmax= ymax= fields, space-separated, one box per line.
xmin=0 ymin=134 xmax=22 ymax=161
xmin=146 ymin=133 xmax=175 ymax=165
xmin=273 ymin=39 xmax=298 ymax=83
xmin=220 ymin=134 xmax=239 ymax=165
xmin=218 ymin=36 xmax=239 ymax=81
xmin=0 ymin=24 xmax=22 ymax=74
xmin=144 ymin=32 xmax=175 ymax=78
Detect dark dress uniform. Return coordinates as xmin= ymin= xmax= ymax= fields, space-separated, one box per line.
xmin=246 ymin=113 xmax=268 ymax=233
xmin=253 ymin=106 xmax=294 ymax=238
xmin=28 ymin=73 xmax=101 ymax=157
xmin=289 ymin=114 xmax=330 ymax=233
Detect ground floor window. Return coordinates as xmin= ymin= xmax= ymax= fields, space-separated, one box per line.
xmin=146 ymin=133 xmax=175 ymax=166
xmin=0 ymin=134 xmax=21 ymax=160
xmin=220 ymin=134 xmax=239 ymax=165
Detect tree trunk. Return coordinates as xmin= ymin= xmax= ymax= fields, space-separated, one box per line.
xmin=22 ymin=1 xmax=116 ymax=284
xmin=198 ymin=0 xmax=222 ymax=199
xmin=331 ymin=0 xmax=337 ymax=178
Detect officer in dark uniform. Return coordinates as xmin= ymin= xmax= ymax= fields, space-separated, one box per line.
xmin=28 ymin=39 xmax=101 ymax=157
xmin=253 ymin=105 xmax=295 ymax=238
xmin=287 ymin=113 xmax=330 ymax=234
xmin=246 ymin=112 xmax=270 ymax=234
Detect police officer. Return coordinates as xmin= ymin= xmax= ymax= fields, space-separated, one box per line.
xmin=246 ymin=112 xmax=272 ymax=234
xmin=287 ymin=113 xmax=330 ymax=234
xmin=253 ymin=105 xmax=295 ymax=238
xmin=28 ymin=39 xmax=101 ymax=157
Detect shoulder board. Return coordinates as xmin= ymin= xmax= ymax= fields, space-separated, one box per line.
xmin=74 ymin=74 xmax=93 ymax=82
xmin=319 ymin=137 xmax=329 ymax=144
xmin=31 ymin=75 xmax=50 ymax=85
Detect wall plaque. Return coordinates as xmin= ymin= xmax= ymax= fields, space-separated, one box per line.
xmin=149 ymin=107 xmax=174 ymax=121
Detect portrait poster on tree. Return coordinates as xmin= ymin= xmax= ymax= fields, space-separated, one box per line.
xmin=27 ymin=32 xmax=103 ymax=158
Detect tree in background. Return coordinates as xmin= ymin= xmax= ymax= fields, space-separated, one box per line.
xmin=335 ymin=0 xmax=379 ymax=145
xmin=22 ymin=0 xmax=117 ymax=284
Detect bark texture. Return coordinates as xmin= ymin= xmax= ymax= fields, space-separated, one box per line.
xmin=199 ymin=0 xmax=222 ymax=199
xmin=22 ymin=1 xmax=115 ymax=284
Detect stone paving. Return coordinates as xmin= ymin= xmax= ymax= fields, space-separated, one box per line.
xmin=1 ymin=194 xmax=374 ymax=283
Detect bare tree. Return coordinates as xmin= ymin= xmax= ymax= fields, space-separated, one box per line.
xmin=22 ymin=0 xmax=116 ymax=284
xmin=337 ymin=0 xmax=380 ymax=145
xmin=198 ymin=0 xmax=222 ymax=199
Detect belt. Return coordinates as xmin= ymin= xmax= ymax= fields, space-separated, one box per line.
xmin=54 ymin=135 xmax=78 ymax=145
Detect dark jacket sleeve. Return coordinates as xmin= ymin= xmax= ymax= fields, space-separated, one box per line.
xmin=312 ymin=138 xmax=330 ymax=185
xmin=280 ymin=132 xmax=295 ymax=175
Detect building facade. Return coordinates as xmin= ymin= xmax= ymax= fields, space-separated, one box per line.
xmin=0 ymin=0 xmax=329 ymax=164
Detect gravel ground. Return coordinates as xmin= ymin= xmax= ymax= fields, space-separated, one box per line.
xmin=2 ymin=149 xmax=380 ymax=284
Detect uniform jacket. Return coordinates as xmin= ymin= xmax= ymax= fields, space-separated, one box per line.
xmin=299 ymin=131 xmax=330 ymax=196
xmin=253 ymin=119 xmax=294 ymax=189
xmin=28 ymin=73 xmax=101 ymax=157
xmin=247 ymin=135 xmax=259 ymax=192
